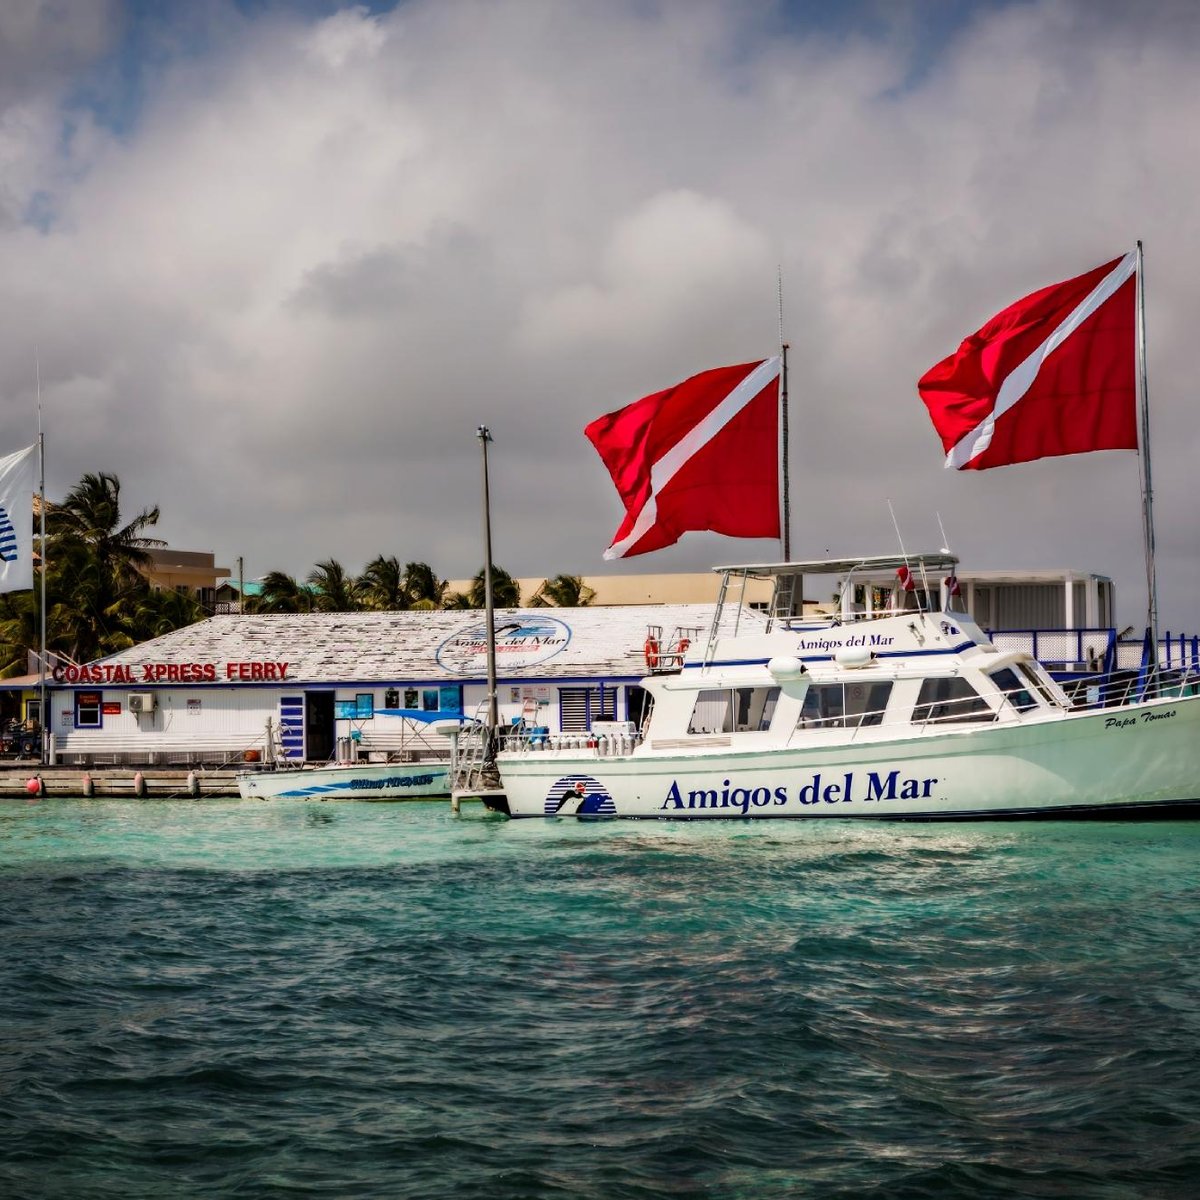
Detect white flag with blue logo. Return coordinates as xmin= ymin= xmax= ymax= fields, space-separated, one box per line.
xmin=0 ymin=444 xmax=36 ymax=593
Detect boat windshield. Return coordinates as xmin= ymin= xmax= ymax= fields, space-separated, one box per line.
xmin=988 ymin=666 xmax=1040 ymax=713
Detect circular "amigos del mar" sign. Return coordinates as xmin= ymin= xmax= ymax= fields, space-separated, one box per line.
xmin=435 ymin=616 xmax=571 ymax=675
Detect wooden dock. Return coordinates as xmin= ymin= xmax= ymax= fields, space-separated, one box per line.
xmin=0 ymin=766 xmax=243 ymax=798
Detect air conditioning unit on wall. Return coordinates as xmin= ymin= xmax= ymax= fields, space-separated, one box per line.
xmin=129 ymin=692 xmax=157 ymax=714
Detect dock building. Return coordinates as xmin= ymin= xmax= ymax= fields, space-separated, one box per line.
xmin=33 ymin=565 xmax=1141 ymax=770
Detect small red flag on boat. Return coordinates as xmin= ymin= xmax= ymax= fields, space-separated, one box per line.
xmin=586 ymin=358 xmax=781 ymax=559
xmin=944 ymin=574 xmax=961 ymax=597
xmin=897 ymin=565 xmax=916 ymax=592
xmin=917 ymin=252 xmax=1138 ymax=470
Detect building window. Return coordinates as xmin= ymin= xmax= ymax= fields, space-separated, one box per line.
xmin=355 ymin=693 xmax=375 ymax=718
xmin=559 ymin=687 xmax=616 ymax=731
xmin=75 ymin=691 xmax=103 ymax=729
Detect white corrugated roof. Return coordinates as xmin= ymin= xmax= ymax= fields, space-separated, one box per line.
xmin=90 ymin=605 xmax=768 ymax=685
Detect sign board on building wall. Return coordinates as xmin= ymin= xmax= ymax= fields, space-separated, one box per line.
xmin=436 ymin=618 xmax=570 ymax=675
xmin=52 ymin=661 xmax=291 ymax=684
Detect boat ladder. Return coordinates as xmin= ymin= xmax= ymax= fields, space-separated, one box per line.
xmin=448 ymin=703 xmax=505 ymax=812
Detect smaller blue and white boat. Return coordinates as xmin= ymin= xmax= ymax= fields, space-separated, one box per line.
xmin=237 ymin=758 xmax=450 ymax=801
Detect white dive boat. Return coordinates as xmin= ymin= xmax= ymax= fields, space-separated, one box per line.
xmin=237 ymin=759 xmax=450 ymax=801
xmin=482 ymin=554 xmax=1200 ymax=820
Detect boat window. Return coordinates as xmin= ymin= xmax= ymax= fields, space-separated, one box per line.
xmin=738 ymin=686 xmax=780 ymax=731
xmin=798 ymin=681 xmax=893 ymax=729
xmin=1016 ymin=662 xmax=1061 ymax=707
xmin=914 ymin=676 xmax=994 ymax=724
xmin=688 ymin=687 xmax=781 ymax=734
xmin=988 ymin=667 xmax=1039 ymax=713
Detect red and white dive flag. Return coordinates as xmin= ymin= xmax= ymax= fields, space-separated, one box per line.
xmin=0 ymin=444 xmax=36 ymax=594
xmin=586 ymin=358 xmax=781 ymax=560
xmin=918 ymin=252 xmax=1138 ymax=470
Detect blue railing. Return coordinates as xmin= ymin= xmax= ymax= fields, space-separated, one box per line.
xmin=989 ymin=628 xmax=1200 ymax=671
xmin=990 ymin=627 xmax=1200 ymax=706
xmin=987 ymin=627 xmax=1117 ymax=674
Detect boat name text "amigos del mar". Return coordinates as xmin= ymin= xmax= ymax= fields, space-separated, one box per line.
xmin=660 ymin=769 xmax=939 ymax=813
xmin=793 ymin=632 xmax=896 ymax=653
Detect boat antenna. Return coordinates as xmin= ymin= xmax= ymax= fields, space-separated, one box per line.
xmin=936 ymin=511 xmax=952 ymax=555
xmin=888 ymin=498 xmax=925 ymax=614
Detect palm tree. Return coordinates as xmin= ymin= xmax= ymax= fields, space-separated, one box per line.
xmin=125 ymin=587 xmax=206 ymax=640
xmin=45 ymin=472 xmax=166 ymax=663
xmin=307 ymin=559 xmax=362 ymax=612
xmin=247 ymin=570 xmax=313 ymax=614
xmin=359 ymin=555 xmax=408 ymax=610
xmin=468 ymin=564 xmax=521 ymax=608
xmin=0 ymin=591 xmax=37 ymax=678
xmin=403 ymin=561 xmax=447 ymax=611
xmin=529 ymin=574 xmax=595 ymax=607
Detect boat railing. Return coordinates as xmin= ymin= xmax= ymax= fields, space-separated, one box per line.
xmin=1061 ymin=664 xmax=1200 ymax=710
xmin=502 ymin=720 xmax=643 ymax=758
xmin=642 ymin=624 xmax=702 ymax=674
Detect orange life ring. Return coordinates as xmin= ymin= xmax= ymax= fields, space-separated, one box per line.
xmin=676 ymin=637 xmax=690 ymax=657
xmin=644 ymin=636 xmax=660 ymax=669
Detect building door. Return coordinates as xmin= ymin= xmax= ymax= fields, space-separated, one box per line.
xmin=625 ymin=685 xmax=651 ymax=733
xmin=279 ymin=696 xmax=305 ymax=760
xmin=305 ymin=691 xmax=335 ymax=762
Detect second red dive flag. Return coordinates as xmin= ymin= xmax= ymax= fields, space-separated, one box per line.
xmin=918 ymin=252 xmax=1138 ymax=470
xmin=586 ymin=358 xmax=781 ymax=560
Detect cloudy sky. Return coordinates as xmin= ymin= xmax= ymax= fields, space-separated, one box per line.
xmin=2 ymin=0 xmax=1197 ymax=628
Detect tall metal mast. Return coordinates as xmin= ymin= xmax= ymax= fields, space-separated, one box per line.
xmin=778 ymin=267 xmax=791 ymax=561
xmin=477 ymin=426 xmax=498 ymax=747
xmin=37 ymin=356 xmax=46 ymax=763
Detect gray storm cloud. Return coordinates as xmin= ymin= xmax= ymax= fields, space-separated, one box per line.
xmin=0 ymin=0 xmax=1197 ymax=628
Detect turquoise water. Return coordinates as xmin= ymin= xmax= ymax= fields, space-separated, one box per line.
xmin=2 ymin=799 xmax=1199 ymax=1199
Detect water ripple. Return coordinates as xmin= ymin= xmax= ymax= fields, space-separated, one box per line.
xmin=1 ymin=800 xmax=1199 ymax=1197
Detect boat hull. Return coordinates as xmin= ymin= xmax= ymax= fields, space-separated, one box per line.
xmin=237 ymin=761 xmax=450 ymax=801
xmin=496 ymin=696 xmax=1200 ymax=819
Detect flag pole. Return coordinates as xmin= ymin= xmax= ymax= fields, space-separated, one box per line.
xmin=778 ymin=267 xmax=791 ymax=561
xmin=1135 ymin=240 xmax=1159 ymax=676
xmin=37 ymin=355 xmax=47 ymax=765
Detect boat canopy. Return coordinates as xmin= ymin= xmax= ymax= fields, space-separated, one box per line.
xmin=712 ymin=553 xmax=959 ymax=579
xmin=710 ymin=553 xmax=961 ymax=634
